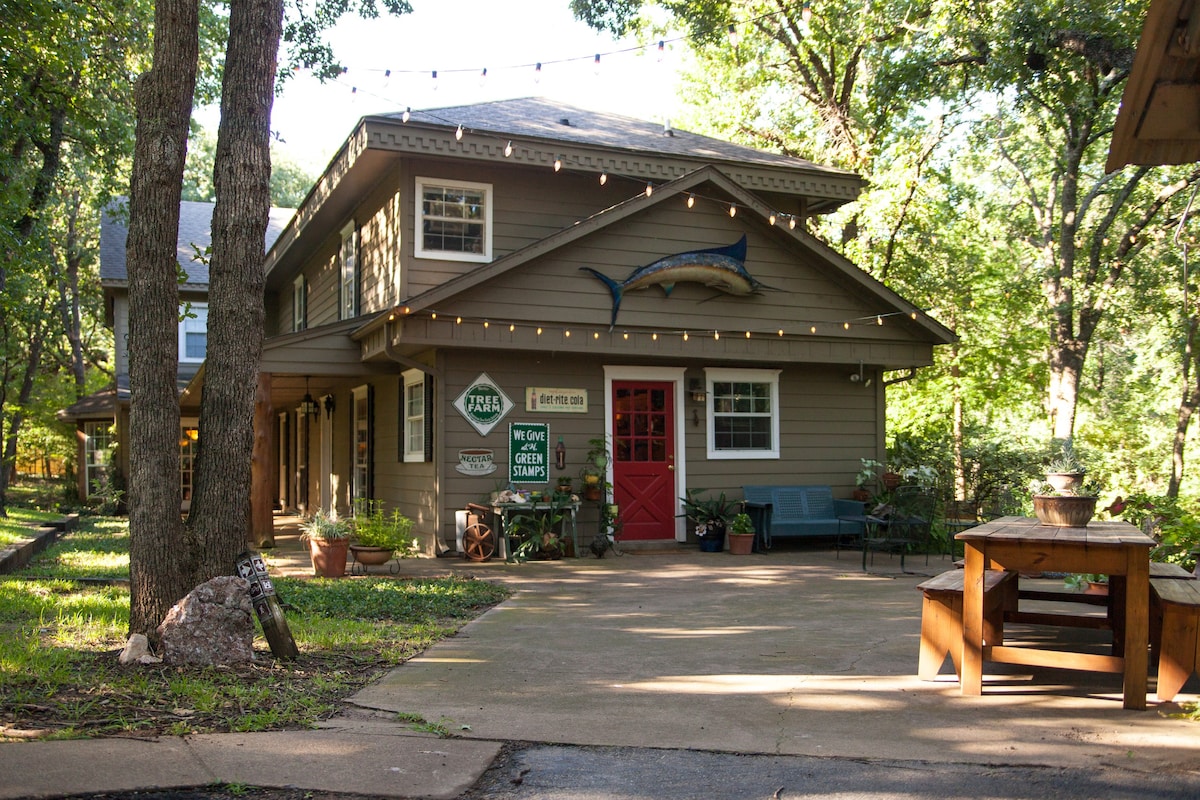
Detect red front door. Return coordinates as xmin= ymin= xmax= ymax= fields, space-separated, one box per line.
xmin=612 ymin=381 xmax=676 ymax=540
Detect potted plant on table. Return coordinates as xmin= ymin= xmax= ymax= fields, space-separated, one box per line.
xmin=579 ymin=437 xmax=611 ymax=501
xmin=350 ymin=499 xmax=417 ymax=566
xmin=509 ymin=505 xmax=568 ymax=561
xmin=727 ymin=512 xmax=756 ymax=555
xmin=680 ymin=489 xmax=737 ymax=552
xmin=299 ymin=508 xmax=351 ymax=577
xmin=1032 ymin=444 xmax=1098 ymax=527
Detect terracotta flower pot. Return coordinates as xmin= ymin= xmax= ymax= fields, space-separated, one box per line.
xmin=349 ymin=545 xmax=394 ymax=566
xmin=308 ymin=538 xmax=349 ymax=577
xmin=1033 ymin=495 xmax=1097 ymax=527
xmin=728 ymin=532 xmax=755 ymax=555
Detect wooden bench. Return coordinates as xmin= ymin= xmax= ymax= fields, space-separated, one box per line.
xmin=1150 ymin=576 xmax=1200 ymax=701
xmin=917 ymin=569 xmax=1018 ymax=680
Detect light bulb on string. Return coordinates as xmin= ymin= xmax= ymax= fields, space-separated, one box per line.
xmin=713 ymin=330 xmax=720 ymax=340
xmin=430 ymin=311 xmax=437 ymax=320
xmin=554 ymin=156 xmax=562 ymax=172
xmin=622 ymin=332 xmax=629 ymax=341
xmin=809 ymin=325 xmax=816 ymax=333
xmin=789 ymin=216 xmax=797 ymax=229
xmin=509 ymin=323 xmax=515 ymax=332
xmin=534 ymin=63 xmax=542 ymax=83
xmin=599 ymin=171 xmax=607 ymax=185
xmin=687 ymin=194 xmax=695 ymax=208
xmin=479 ymin=67 xmax=487 ymax=87
xmin=683 ymin=331 xmax=689 ymax=341
xmin=456 ymin=316 xmax=462 ymax=324
xmin=727 ymin=23 xmax=740 ymax=47
xmin=455 ymin=124 xmax=464 ymax=141
xmin=876 ymin=316 xmax=883 ymax=326
xmin=483 ymin=320 xmax=489 ymax=329
xmin=350 ymin=86 xmax=357 ymax=102
xmin=431 ymin=70 xmax=438 ymax=90
xmin=645 ymin=182 xmax=653 ymax=197
xmin=745 ymin=331 xmax=751 ymax=339
xmin=537 ymin=327 xmax=543 ymax=335
xmin=383 ymin=69 xmax=391 ymax=86
xmin=565 ymin=330 xmax=571 ymax=338
xmin=504 ymin=140 xmax=513 ymax=157
xmin=657 ymin=41 xmax=665 ymax=61
xmin=402 ymin=106 xmax=411 ymax=123
xmin=652 ymin=332 xmax=658 ymax=341
xmin=593 ymin=331 xmax=599 ymax=340
xmin=843 ymin=322 xmax=850 ymax=330
xmin=769 ymin=213 xmax=777 ymax=225
xmin=802 ymin=1 xmax=813 ymax=24
xmin=729 ymin=204 xmax=737 ymax=218
xmin=594 ymin=53 xmax=601 ymax=76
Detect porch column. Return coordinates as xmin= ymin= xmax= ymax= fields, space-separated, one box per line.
xmin=250 ymin=370 xmax=275 ymax=547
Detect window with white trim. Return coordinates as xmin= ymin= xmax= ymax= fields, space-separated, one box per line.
xmin=415 ymin=177 xmax=492 ymax=262
xmin=292 ymin=274 xmax=307 ymax=332
xmin=83 ymin=421 xmax=114 ymax=496
xmin=339 ymin=222 xmax=358 ymax=319
xmin=705 ymin=368 xmax=781 ymax=459
xmin=402 ymin=369 xmax=425 ymax=462
xmin=179 ymin=302 xmax=208 ymax=363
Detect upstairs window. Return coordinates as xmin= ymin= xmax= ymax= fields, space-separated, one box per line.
xmin=705 ymin=368 xmax=781 ymax=460
xmin=179 ymin=302 xmax=208 ymax=363
xmin=415 ymin=177 xmax=492 ymax=262
xmin=340 ymin=222 xmax=358 ymax=320
xmin=292 ymin=274 xmax=307 ymax=332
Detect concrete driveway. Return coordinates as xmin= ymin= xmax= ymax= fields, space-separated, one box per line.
xmin=340 ymin=546 xmax=1200 ymax=773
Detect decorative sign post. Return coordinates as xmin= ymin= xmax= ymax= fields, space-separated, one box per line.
xmin=236 ymin=551 xmax=298 ymax=659
xmin=453 ymin=373 xmax=514 ymax=436
xmin=509 ymin=422 xmax=550 ymax=484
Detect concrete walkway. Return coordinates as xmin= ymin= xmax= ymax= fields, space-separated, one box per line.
xmin=3 ymin=527 xmax=1200 ymax=798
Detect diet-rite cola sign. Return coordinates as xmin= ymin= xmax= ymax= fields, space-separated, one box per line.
xmin=453 ymin=373 xmax=514 ymax=436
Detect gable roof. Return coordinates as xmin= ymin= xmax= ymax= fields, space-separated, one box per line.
xmin=100 ymin=200 xmax=295 ymax=288
xmin=354 ymin=164 xmax=955 ymax=349
xmin=390 ymin=98 xmax=857 ymax=179
xmin=1107 ymin=0 xmax=1200 ymax=172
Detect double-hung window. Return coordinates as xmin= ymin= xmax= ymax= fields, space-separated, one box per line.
xmin=402 ymin=369 xmax=425 ymax=462
xmin=415 ymin=177 xmax=492 ymax=262
xmin=705 ymin=368 xmax=781 ymax=459
xmin=339 ymin=222 xmax=358 ymax=319
xmin=292 ymin=274 xmax=307 ymax=331
xmin=83 ymin=421 xmax=114 ymax=496
xmin=179 ymin=302 xmax=208 ymax=363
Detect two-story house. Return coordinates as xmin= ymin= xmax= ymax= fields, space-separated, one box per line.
xmin=59 ymin=200 xmax=294 ymax=506
xmin=199 ymin=97 xmax=954 ymax=554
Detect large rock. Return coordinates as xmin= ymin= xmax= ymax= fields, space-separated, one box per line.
xmin=157 ymin=576 xmax=256 ymax=666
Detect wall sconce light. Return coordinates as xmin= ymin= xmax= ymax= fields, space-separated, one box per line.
xmin=300 ymin=377 xmax=320 ymax=418
xmin=324 ymin=395 xmax=335 ymax=418
xmin=689 ymin=379 xmax=707 ymax=403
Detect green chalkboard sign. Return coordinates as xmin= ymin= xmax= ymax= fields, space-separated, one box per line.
xmin=509 ymin=423 xmax=549 ymax=484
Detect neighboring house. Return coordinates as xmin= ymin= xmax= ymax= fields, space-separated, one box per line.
xmin=189 ymin=97 xmax=954 ymax=553
xmin=59 ymin=200 xmax=294 ymax=504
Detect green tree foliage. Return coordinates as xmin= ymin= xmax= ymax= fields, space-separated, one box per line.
xmin=184 ymin=128 xmax=315 ymax=208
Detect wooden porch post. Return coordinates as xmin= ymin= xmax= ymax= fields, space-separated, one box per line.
xmin=250 ymin=371 xmax=275 ymax=547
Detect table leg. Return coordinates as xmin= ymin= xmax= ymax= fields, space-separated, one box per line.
xmin=1122 ymin=547 xmax=1149 ymax=710
xmin=960 ymin=543 xmax=985 ymax=695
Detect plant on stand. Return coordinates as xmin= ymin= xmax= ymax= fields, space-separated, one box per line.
xmin=299 ymin=508 xmax=351 ymax=578
xmin=509 ymin=505 xmax=567 ymax=561
xmin=350 ymin=499 xmax=418 ymax=567
xmin=1032 ymin=444 xmax=1099 ymax=527
xmin=580 ymin=437 xmax=611 ymax=501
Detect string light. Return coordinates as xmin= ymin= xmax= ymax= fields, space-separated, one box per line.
xmin=456 ymin=316 xmax=462 ymax=324
xmin=876 ymin=316 xmax=883 ymax=325
xmin=537 ymin=327 xmax=543 ymax=335
xmin=657 ymin=41 xmax=665 ymax=60
xmin=745 ymin=331 xmax=751 ymax=339
xmin=455 ymin=124 xmax=464 ymax=141
xmin=713 ymin=330 xmax=720 ymax=340
xmin=483 ymin=320 xmax=489 ymax=329
xmin=683 ymin=331 xmax=689 ymax=341
xmin=534 ymin=62 xmax=542 ymax=83
xmin=802 ymin=1 xmax=813 ymax=24
xmin=687 ymin=194 xmax=695 ymax=208
xmin=594 ymin=53 xmax=601 ymax=74
xmin=727 ymin=23 xmax=740 ymax=47
xmin=809 ymin=326 xmax=816 ymax=333
xmin=479 ymin=67 xmax=487 ymax=87
xmin=789 ymin=216 xmax=797 ymax=230
xmin=431 ymin=69 xmax=438 ymax=90
xmin=645 ymin=182 xmax=653 ymax=197
xmin=843 ymin=322 xmax=850 ymax=330
xmin=652 ymin=332 xmax=658 ymax=341
xmin=430 ymin=312 xmax=437 ymax=320
xmin=402 ymin=107 xmax=411 ymax=123
xmin=554 ymin=156 xmax=562 ymax=172
xmin=728 ymin=204 xmax=737 ymax=217
xmin=769 ymin=213 xmax=777 ymax=225
xmin=504 ymin=140 xmax=513 ymax=157
xmin=593 ymin=331 xmax=600 ymax=339
xmin=509 ymin=323 xmax=515 ymax=332
xmin=599 ymin=171 xmax=608 ymax=185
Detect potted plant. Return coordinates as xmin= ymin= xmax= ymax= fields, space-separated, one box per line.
xmin=580 ymin=437 xmax=612 ymax=501
xmin=1063 ymin=572 xmax=1109 ymax=595
xmin=1032 ymin=445 xmax=1098 ymax=527
xmin=554 ymin=476 xmax=574 ymax=500
xmin=350 ymin=499 xmax=417 ymax=566
xmin=509 ymin=506 xmax=567 ymax=561
xmin=680 ymin=489 xmax=737 ymax=552
xmin=728 ymin=512 xmax=756 ymax=555
xmin=854 ymin=458 xmax=885 ymax=501
xmin=299 ymin=508 xmax=351 ymax=577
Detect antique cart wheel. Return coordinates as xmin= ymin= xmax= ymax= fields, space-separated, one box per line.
xmin=462 ymin=521 xmax=496 ymax=562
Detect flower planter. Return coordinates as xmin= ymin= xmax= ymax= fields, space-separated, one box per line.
xmin=728 ymin=532 xmax=755 ymax=555
xmin=1046 ymin=471 xmax=1086 ymax=494
xmin=1033 ymin=495 xmax=1097 ymax=527
xmin=583 ymin=485 xmax=602 ymax=501
xmin=308 ymin=538 xmax=349 ymax=577
xmin=349 ymin=545 xmax=394 ymax=565
xmin=698 ymin=533 xmax=725 ymax=552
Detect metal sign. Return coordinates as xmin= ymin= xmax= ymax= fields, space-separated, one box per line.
xmin=525 ymin=387 xmax=588 ymax=413
xmin=453 ymin=372 xmax=514 ymax=436
xmin=509 ymin=422 xmax=550 ymax=484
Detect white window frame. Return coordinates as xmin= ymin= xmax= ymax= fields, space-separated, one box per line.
xmin=402 ymin=368 xmax=425 ymax=462
xmin=179 ymin=302 xmax=208 ymax=363
xmin=292 ymin=274 xmax=307 ymax=332
xmin=180 ymin=419 xmax=199 ymax=509
xmin=351 ymin=384 xmax=370 ymax=501
xmin=83 ymin=421 xmax=114 ymax=496
xmin=339 ymin=222 xmax=358 ymax=320
xmin=704 ymin=367 xmax=781 ymax=460
xmin=414 ymin=177 xmax=492 ymax=263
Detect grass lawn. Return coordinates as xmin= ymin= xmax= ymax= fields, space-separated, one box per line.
xmin=0 ymin=513 xmax=510 ymax=740
xmin=0 ymin=507 xmax=63 ymax=547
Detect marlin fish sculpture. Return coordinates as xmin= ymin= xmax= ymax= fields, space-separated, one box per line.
xmin=581 ymin=235 xmax=770 ymax=329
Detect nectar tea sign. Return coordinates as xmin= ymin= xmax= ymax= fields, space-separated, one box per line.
xmin=453 ymin=373 xmax=513 ymax=436
xmin=509 ymin=422 xmax=549 ymax=484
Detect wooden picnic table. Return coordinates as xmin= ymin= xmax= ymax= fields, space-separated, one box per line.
xmin=956 ymin=516 xmax=1155 ymax=710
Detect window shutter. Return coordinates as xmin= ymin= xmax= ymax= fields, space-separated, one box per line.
xmin=423 ymin=379 xmax=434 ymax=462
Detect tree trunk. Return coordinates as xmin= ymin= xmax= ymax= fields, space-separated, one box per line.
xmin=125 ymin=0 xmax=199 ymax=639
xmin=1170 ymin=316 xmax=1200 ymax=498
xmin=186 ymin=0 xmax=283 ymax=581
xmin=1048 ymin=339 xmax=1086 ymax=443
